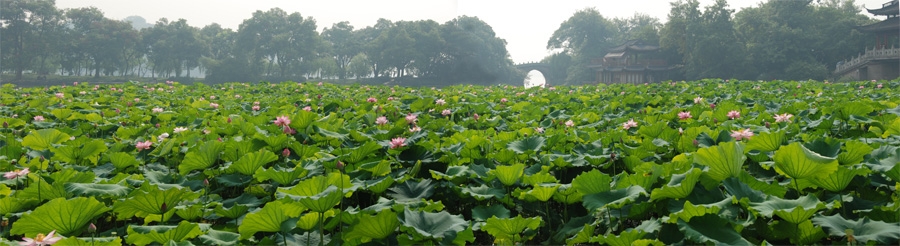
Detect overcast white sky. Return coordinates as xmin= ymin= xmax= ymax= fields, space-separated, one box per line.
xmin=56 ymin=0 xmax=889 ymax=64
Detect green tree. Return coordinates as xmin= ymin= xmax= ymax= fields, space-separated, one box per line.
xmin=438 ymin=16 xmax=517 ymax=84
xmin=547 ymin=8 xmax=616 ymax=84
xmin=1 ymin=0 xmax=64 ymax=79
xmin=348 ymin=53 xmax=372 ymax=79
xmin=322 ymin=21 xmax=360 ymax=79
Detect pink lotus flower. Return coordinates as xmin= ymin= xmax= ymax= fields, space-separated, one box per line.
xmin=134 ymin=98 xmax=140 ymax=102
xmin=274 ymin=115 xmax=291 ymax=127
xmin=18 ymin=230 xmax=63 ymax=246
xmin=152 ymin=107 xmax=164 ymax=113
xmin=283 ymin=126 xmax=296 ymax=135
xmin=473 ymin=113 xmax=480 ymax=121
xmin=173 ymin=127 xmax=188 ymax=133
xmin=3 ymin=168 xmax=29 ymax=179
xmin=33 ymin=116 xmax=45 ymax=122
xmin=435 ymin=99 xmax=446 ymax=105
xmin=73 ymin=82 xmax=79 ymax=86
xmin=678 ymin=111 xmax=692 ymax=120
xmin=565 ymin=120 xmax=575 ymax=127
xmin=500 ymin=98 xmax=508 ymax=103
xmin=235 ymin=95 xmax=241 ymax=98
xmin=79 ymin=91 xmax=86 ymax=95
xmin=622 ymin=119 xmax=638 ymax=130
xmin=693 ymin=97 xmax=703 ymax=104
xmin=877 ymin=84 xmax=883 ymax=88
xmin=282 ymin=148 xmax=290 ymax=157
xmin=405 ymin=114 xmax=418 ymax=124
xmin=158 ymin=133 xmax=169 ymax=141
xmin=375 ymin=116 xmax=388 ymax=125
xmin=254 ymin=101 xmax=260 ymax=105
xmin=409 ymin=126 xmax=422 ymax=132
xmin=303 ymin=106 xmax=312 ymax=111
xmin=54 ymin=93 xmax=64 ymax=99
xmin=535 ymin=127 xmax=544 ymax=133
xmin=859 ymin=86 xmax=865 ymax=89
xmin=727 ymin=110 xmax=740 ymax=120
xmin=135 ymin=141 xmax=153 ymax=150
xmin=390 ymin=137 xmax=407 ymax=149
xmin=730 ymin=128 xmax=754 ymax=140
xmin=441 ymin=109 xmax=451 ymax=116
xmin=251 ymin=105 xmax=260 ymax=111
xmin=209 ymin=96 xmax=216 ymax=100
xmin=774 ymin=113 xmax=793 ymax=123
xmin=209 ymin=103 xmax=219 ymax=109
xmin=367 ymin=97 xmax=377 ymax=103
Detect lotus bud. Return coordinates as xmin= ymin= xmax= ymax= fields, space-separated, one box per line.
xmin=317 ymin=94 xmax=322 ymax=99
xmin=203 ymin=179 xmax=210 ymax=187
xmin=88 ymin=223 xmax=97 ymax=233
xmin=710 ymin=104 xmax=716 ymax=109
xmin=713 ymin=118 xmax=718 ymax=124
xmin=40 ymin=156 xmax=45 ymax=162
xmin=127 ymin=102 xmax=133 ymax=107
xmin=155 ymin=123 xmax=160 ymax=128
xmin=217 ymin=138 xmax=222 ymax=142
xmin=336 ymin=161 xmax=344 ymax=169
xmin=2 ymin=121 xmax=7 ymax=128
xmin=610 ymin=153 xmax=616 ymax=159
xmin=765 ymin=122 xmax=771 ymax=128
xmin=161 ymin=202 xmax=168 ymax=212
xmin=693 ymin=139 xmax=699 ymax=147
xmin=227 ymin=118 xmax=232 ymax=123
xmin=115 ymin=108 xmax=121 ymax=114
xmin=283 ymin=149 xmax=291 ymax=158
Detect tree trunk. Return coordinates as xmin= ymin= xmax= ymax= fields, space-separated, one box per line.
xmin=94 ymin=59 xmax=101 ymax=78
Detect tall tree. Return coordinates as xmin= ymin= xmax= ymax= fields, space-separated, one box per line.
xmin=547 ymin=8 xmax=616 ymax=84
xmin=1 ymin=0 xmax=64 ymax=79
xmin=322 ymin=21 xmax=359 ymax=79
xmin=439 ymin=16 xmax=517 ymax=84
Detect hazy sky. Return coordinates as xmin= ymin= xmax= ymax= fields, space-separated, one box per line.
xmin=56 ymin=0 xmax=889 ymax=64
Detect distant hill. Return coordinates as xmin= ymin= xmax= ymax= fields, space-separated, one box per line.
xmin=123 ymin=16 xmax=152 ymax=30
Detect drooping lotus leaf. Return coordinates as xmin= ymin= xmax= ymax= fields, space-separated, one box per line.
xmin=51 ymin=139 xmax=107 ymax=165
xmin=363 ymin=175 xmax=395 ymax=194
xmin=666 ymin=200 xmax=722 ymax=223
xmin=583 ymin=186 xmax=647 ymax=211
xmin=837 ymin=140 xmax=873 ymax=165
xmin=677 ymin=214 xmax=753 ymax=246
xmin=518 ymin=184 xmax=560 ymax=202
xmin=64 ymin=183 xmax=132 ymax=197
xmin=492 ymin=163 xmax=525 ymax=186
xmin=838 ymin=101 xmax=874 ymax=120
xmin=11 ymin=197 xmax=111 ymax=237
xmin=507 ymin=136 xmax=545 ymax=154
xmin=460 ymin=184 xmax=505 ymax=200
xmin=0 ymin=197 xmax=39 ymax=215
xmin=21 ymin=129 xmax=71 ymax=150
xmin=113 ymin=186 xmax=199 ymax=218
xmin=722 ymin=176 xmax=767 ymax=203
xmin=482 ymin=215 xmax=542 ymax=242
xmin=345 ymin=210 xmax=401 ymax=242
xmin=238 ymin=201 xmax=304 ymax=239
xmin=745 ymin=131 xmax=785 ymax=152
xmin=107 ymin=152 xmax=141 ymax=170
xmin=773 ymin=142 xmax=839 ymax=180
xmin=197 ymin=229 xmax=241 ymax=246
xmin=229 ymin=149 xmax=278 ymax=175
xmin=812 ymin=214 xmax=900 ymax=244
xmin=400 ymin=209 xmax=469 ymax=240
xmin=430 ymin=166 xmax=470 ymax=184
xmin=296 ymin=210 xmax=336 ymax=230
xmin=693 ymin=141 xmax=746 ymax=181
xmin=650 ymin=168 xmax=701 ymax=201
xmin=126 ymin=220 xmax=205 ymax=246
xmin=810 ymin=166 xmax=869 ymax=192
xmin=571 ymin=169 xmax=613 ymax=195
xmin=253 ymin=166 xmax=307 ymax=185
xmin=178 ymin=140 xmax=224 ymax=175
xmin=388 ymin=179 xmax=435 ymax=203
xmin=472 ymin=204 xmax=511 ymax=221
xmin=279 ymin=185 xmax=342 ymax=213
xmin=749 ymin=195 xmax=826 ymax=224
xmin=52 ymin=237 xmax=124 ymax=246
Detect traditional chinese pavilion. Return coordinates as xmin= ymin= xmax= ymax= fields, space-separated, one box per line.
xmin=588 ymin=40 xmax=675 ymax=84
xmin=833 ymin=0 xmax=899 ymax=81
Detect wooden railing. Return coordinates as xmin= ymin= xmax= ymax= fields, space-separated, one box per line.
xmin=834 ymin=46 xmax=900 ymax=75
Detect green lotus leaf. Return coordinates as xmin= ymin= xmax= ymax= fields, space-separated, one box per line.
xmin=591 ymin=228 xmax=646 ymax=246
xmin=344 ymin=141 xmax=382 ymax=164
xmin=400 ymin=209 xmax=469 ymax=240
xmin=810 ymin=166 xmax=869 ymax=192
xmin=279 ymin=185 xmax=341 ymax=213
xmin=126 ymin=221 xmax=205 ymax=246
xmin=11 ymin=197 xmax=110 ymax=237
xmin=803 ymin=138 xmax=842 ymax=158
xmin=229 ymin=149 xmax=278 ymax=175
xmin=677 ymin=214 xmax=753 ymax=246
xmin=864 ymin=145 xmax=900 ymax=174
xmin=773 ymin=142 xmax=839 ymax=180
xmin=812 ymin=214 xmax=900 ymax=244
xmin=0 ymin=197 xmax=39 ymax=215
xmin=666 ymin=200 xmax=722 ymax=223
xmin=507 ymin=136 xmax=545 ymax=154
xmin=745 ymin=131 xmax=784 ymax=152
xmin=838 ymin=101 xmax=874 ymax=120
xmin=53 ymin=237 xmax=123 ymax=246
xmin=482 ymin=215 xmax=542 ymax=242
xmin=297 ymin=210 xmax=335 ymax=230
xmin=552 ymin=184 xmax=583 ymax=204
xmin=722 ymin=176 xmax=767 ymax=203
xmin=113 ymin=186 xmax=199 ymax=219
xmin=254 ymin=166 xmax=307 ymax=185
xmin=388 ymin=179 xmax=435 ymax=203
xmin=650 ymin=168 xmax=701 ymax=201
xmin=571 ymin=169 xmax=613 ymax=195
xmin=363 ymin=175 xmax=395 ymax=194
xmin=460 ymin=184 xmax=505 ymax=200
xmin=214 ymin=203 xmax=249 ymax=219
xmin=359 ymin=160 xmax=392 ymax=177
xmin=197 ymin=229 xmax=241 ymax=246
xmin=837 ymin=141 xmax=873 ymax=165
xmin=523 ymin=171 xmax=559 ymax=185
xmin=583 ymin=186 xmax=647 ymax=211
xmin=566 ymin=223 xmax=595 ymax=246
xmin=51 ymin=139 xmax=107 ymax=165
xmin=238 ymin=201 xmax=304 ymax=239
xmin=518 ymin=184 xmax=560 ymax=202
xmin=108 ymin=152 xmax=141 ymax=170
xmin=471 ymin=204 xmax=510 ymax=221
xmin=693 ymin=141 xmax=746 ymax=181
xmin=64 ymin=183 xmax=132 ymax=197
xmin=492 ymin=163 xmax=525 ymax=186
xmin=178 ymin=140 xmax=224 ymax=175
xmin=738 ymin=172 xmax=787 ymax=198
xmin=750 ymin=195 xmax=826 ymax=224
xmin=22 ymin=129 xmax=71 ymax=150
xmin=430 ymin=166 xmax=470 ymax=184
xmin=789 ymin=220 xmax=828 ymax=245
xmin=345 ymin=210 xmax=401 ymax=242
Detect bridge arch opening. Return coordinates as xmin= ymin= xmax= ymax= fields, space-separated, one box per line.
xmin=524 ymin=70 xmax=546 ymax=88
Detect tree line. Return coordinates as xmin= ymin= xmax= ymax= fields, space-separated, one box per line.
xmin=1 ymin=0 xmax=520 ymax=84
xmin=545 ymin=0 xmax=889 ymax=84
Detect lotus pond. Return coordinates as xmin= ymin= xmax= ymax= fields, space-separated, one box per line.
xmin=0 ymin=79 xmax=899 ymax=245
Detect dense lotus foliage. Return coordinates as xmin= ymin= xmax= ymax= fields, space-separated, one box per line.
xmin=0 ymin=79 xmax=899 ymax=245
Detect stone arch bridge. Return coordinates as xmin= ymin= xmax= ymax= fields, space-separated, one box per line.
xmin=515 ymin=62 xmax=562 ymax=86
